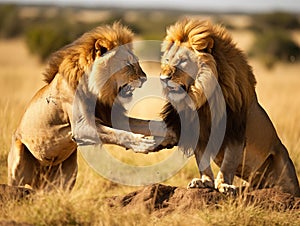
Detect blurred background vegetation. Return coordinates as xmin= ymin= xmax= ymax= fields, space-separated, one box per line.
xmin=0 ymin=4 xmax=299 ymax=68
xmin=248 ymin=12 xmax=300 ymax=68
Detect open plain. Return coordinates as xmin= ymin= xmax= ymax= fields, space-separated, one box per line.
xmin=0 ymin=21 xmax=300 ymax=224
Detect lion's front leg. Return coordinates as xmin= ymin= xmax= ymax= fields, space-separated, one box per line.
xmin=71 ymin=115 xmax=159 ymax=153
xmin=128 ymin=118 xmax=178 ymax=152
xmin=214 ymin=143 xmax=244 ymax=195
xmin=71 ymin=115 xmax=99 ymax=146
xmin=188 ymin=147 xmax=215 ymax=189
xmin=128 ymin=118 xmax=167 ymax=137
xmin=96 ymin=123 xmax=155 ymax=153
xmin=73 ymin=120 xmax=156 ymax=153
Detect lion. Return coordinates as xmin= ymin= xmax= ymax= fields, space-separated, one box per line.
xmin=7 ymin=22 xmax=172 ymax=190
xmin=157 ymin=18 xmax=300 ymax=196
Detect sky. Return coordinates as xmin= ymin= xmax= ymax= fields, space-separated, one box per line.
xmin=0 ymin=0 xmax=300 ymax=13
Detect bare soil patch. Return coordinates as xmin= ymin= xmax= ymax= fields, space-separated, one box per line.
xmin=108 ymin=184 xmax=300 ymax=215
xmin=1 ymin=183 xmax=299 ymax=214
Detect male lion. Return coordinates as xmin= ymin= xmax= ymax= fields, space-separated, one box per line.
xmin=158 ymin=19 xmax=300 ymax=196
xmin=8 ymin=23 xmax=170 ymax=190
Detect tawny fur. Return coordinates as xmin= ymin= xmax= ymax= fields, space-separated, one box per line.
xmin=44 ymin=23 xmax=134 ymax=89
xmin=160 ymin=19 xmax=300 ymax=196
xmin=7 ymin=23 xmax=171 ymax=190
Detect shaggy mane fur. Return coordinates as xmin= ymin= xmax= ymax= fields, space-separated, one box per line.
xmin=43 ymin=22 xmax=134 ymax=89
xmin=163 ymin=19 xmax=257 ymax=113
xmin=161 ymin=19 xmax=257 ymax=155
xmin=160 ymin=19 xmax=300 ymax=197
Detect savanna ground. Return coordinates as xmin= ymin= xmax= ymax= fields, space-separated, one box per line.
xmin=1 ymin=17 xmax=300 ymax=225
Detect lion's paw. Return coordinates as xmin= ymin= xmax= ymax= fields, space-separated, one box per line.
xmin=187 ymin=177 xmax=214 ymax=189
xmin=217 ymin=183 xmax=237 ymax=196
xmin=126 ymin=134 xmax=156 ymax=154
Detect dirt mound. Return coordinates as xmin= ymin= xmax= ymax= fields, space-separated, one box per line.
xmin=1 ymin=183 xmax=299 ymax=215
xmin=108 ymin=184 xmax=300 ymax=214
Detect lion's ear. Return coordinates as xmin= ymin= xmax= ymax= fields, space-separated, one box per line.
xmin=94 ymin=40 xmax=108 ymax=58
xmin=203 ymin=37 xmax=214 ymax=54
xmin=193 ymin=37 xmax=214 ymax=54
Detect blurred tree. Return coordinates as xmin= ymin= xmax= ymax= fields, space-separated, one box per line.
xmin=255 ymin=12 xmax=300 ymax=31
xmin=0 ymin=4 xmax=22 ymax=38
xmin=25 ymin=20 xmax=91 ymax=61
xmin=250 ymin=29 xmax=300 ymax=69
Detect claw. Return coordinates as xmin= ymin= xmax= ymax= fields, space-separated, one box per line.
xmin=217 ymin=183 xmax=237 ymax=196
xmin=187 ymin=177 xmax=214 ymax=189
xmin=128 ymin=134 xmax=156 ymax=154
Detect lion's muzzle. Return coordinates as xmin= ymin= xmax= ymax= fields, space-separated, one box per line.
xmin=160 ymin=74 xmax=186 ymax=94
xmin=119 ymin=76 xmax=147 ymax=98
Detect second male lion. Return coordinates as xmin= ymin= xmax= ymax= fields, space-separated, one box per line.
xmin=8 ymin=23 xmax=170 ymax=190
xmin=158 ymin=19 xmax=300 ymax=196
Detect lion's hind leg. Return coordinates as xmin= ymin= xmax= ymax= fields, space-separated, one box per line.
xmin=250 ymin=144 xmax=300 ymax=197
xmin=8 ymin=136 xmax=39 ymax=188
xmin=8 ymin=136 xmax=78 ymax=191
xmin=43 ymin=150 xmax=78 ymax=191
xmin=271 ymin=145 xmax=300 ymax=197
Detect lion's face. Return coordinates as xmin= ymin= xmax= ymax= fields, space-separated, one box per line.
xmin=160 ymin=42 xmax=214 ymax=113
xmin=111 ymin=47 xmax=146 ymax=101
xmin=160 ymin=20 xmax=219 ymax=112
xmin=88 ymin=42 xmax=146 ymax=104
xmin=43 ymin=22 xmax=146 ymax=106
xmin=160 ymin=42 xmax=199 ymax=103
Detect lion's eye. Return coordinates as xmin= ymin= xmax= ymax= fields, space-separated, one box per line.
xmin=181 ymin=58 xmax=187 ymax=63
xmin=100 ymin=46 xmax=108 ymax=55
xmin=125 ymin=61 xmax=133 ymax=69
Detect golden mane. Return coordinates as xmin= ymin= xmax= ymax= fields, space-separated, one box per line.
xmin=43 ymin=22 xmax=134 ymax=89
xmin=164 ymin=18 xmax=257 ymax=113
xmin=159 ymin=19 xmax=300 ymax=197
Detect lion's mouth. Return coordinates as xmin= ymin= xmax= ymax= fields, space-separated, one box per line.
xmin=168 ymin=84 xmax=186 ymax=94
xmin=118 ymin=84 xmax=135 ymax=98
xmin=161 ymin=77 xmax=187 ymax=94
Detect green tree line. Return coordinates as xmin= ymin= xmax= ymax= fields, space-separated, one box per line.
xmin=0 ymin=4 xmax=299 ymax=68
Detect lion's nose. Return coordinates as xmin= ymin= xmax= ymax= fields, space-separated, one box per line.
xmin=160 ymin=74 xmax=171 ymax=83
xmin=160 ymin=74 xmax=171 ymax=89
xmin=139 ymin=76 xmax=147 ymax=87
xmin=160 ymin=64 xmax=175 ymax=82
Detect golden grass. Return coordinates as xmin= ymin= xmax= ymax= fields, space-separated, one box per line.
xmin=1 ymin=38 xmax=300 ymax=225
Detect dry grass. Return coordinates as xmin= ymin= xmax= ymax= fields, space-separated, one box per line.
xmin=1 ymin=38 xmax=300 ymax=225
